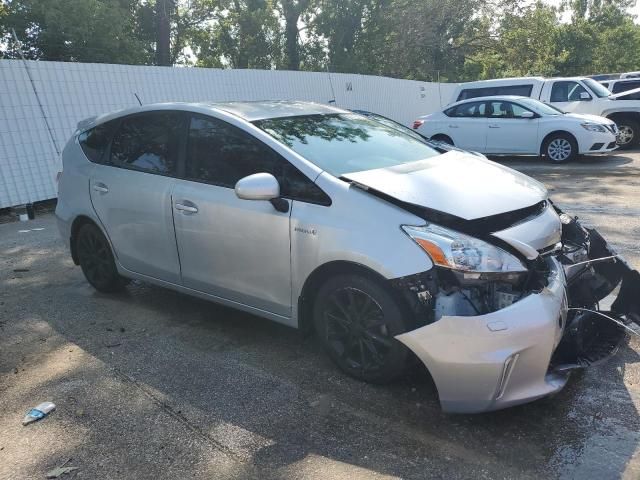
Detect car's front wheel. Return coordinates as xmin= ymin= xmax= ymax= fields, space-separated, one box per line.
xmin=616 ymin=119 xmax=639 ymax=149
xmin=543 ymin=133 xmax=577 ymax=163
xmin=76 ymin=223 xmax=129 ymax=293
xmin=313 ymin=274 xmax=410 ymax=383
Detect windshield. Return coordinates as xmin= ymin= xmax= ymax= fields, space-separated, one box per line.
xmin=517 ymin=98 xmax=564 ymax=115
xmin=254 ymin=113 xmax=440 ymax=176
xmin=583 ymin=78 xmax=612 ymax=98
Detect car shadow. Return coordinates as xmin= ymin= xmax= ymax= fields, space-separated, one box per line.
xmin=2 ymin=224 xmax=640 ymax=479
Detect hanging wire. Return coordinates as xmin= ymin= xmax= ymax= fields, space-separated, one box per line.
xmin=568 ymin=307 xmax=640 ymax=337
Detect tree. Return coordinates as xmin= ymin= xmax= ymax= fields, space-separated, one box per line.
xmin=155 ymin=0 xmax=173 ymax=65
xmin=188 ymin=0 xmax=282 ymax=69
xmin=278 ymin=0 xmax=311 ymax=70
xmin=0 ymin=0 xmax=151 ymax=63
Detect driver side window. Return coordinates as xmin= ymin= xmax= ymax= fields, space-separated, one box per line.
xmin=185 ymin=114 xmax=330 ymax=205
xmin=550 ymin=81 xmax=590 ymax=102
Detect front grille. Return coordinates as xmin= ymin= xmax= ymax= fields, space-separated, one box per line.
xmin=465 ymin=200 xmax=548 ymax=234
xmin=590 ymin=143 xmax=604 ymax=151
xmin=607 ymin=141 xmax=617 ymax=149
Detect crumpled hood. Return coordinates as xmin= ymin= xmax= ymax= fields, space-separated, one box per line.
xmin=343 ymin=151 xmax=548 ymax=220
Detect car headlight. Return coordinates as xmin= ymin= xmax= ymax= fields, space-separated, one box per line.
xmin=581 ymin=123 xmax=606 ymax=133
xmin=402 ymin=224 xmax=527 ymax=273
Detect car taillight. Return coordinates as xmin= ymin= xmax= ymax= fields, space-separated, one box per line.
xmin=413 ymin=120 xmax=424 ymax=129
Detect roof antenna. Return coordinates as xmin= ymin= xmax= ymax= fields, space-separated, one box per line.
xmin=134 ymin=93 xmax=143 ymax=106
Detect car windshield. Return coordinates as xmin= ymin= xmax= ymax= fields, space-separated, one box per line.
xmin=517 ymin=98 xmax=565 ymax=115
xmin=583 ymin=78 xmax=612 ymax=98
xmin=254 ymin=113 xmax=440 ymax=176
xmin=364 ymin=113 xmax=429 ymax=143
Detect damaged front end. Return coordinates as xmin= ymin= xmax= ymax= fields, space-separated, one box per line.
xmin=550 ymin=209 xmax=640 ymax=369
xmin=391 ymin=203 xmax=640 ymax=413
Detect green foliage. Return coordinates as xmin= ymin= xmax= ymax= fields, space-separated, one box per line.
xmin=1 ymin=0 xmax=639 ymax=79
xmin=0 ymin=0 xmax=151 ymax=63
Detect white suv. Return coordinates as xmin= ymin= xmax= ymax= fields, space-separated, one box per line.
xmin=414 ymin=96 xmax=618 ymax=162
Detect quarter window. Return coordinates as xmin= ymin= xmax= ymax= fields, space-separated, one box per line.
xmin=550 ymin=81 xmax=590 ymax=102
xmin=186 ymin=115 xmax=330 ymax=205
xmin=78 ymin=120 xmax=118 ymax=164
xmin=109 ymin=112 xmax=182 ymax=176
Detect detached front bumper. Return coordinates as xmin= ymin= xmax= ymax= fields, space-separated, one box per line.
xmin=396 ymin=259 xmax=569 ymax=413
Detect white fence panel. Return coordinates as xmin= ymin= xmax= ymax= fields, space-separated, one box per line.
xmin=0 ymin=60 xmax=457 ymax=209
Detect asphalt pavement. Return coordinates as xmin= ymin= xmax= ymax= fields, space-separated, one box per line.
xmin=1 ymin=150 xmax=640 ymax=480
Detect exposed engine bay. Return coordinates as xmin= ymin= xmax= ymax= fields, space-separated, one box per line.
xmin=392 ymin=204 xmax=640 ymax=370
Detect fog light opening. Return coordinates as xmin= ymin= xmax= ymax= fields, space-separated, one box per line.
xmin=495 ymin=353 xmax=519 ymax=400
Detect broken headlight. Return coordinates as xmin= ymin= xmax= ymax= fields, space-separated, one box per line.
xmin=402 ymin=224 xmax=527 ymax=274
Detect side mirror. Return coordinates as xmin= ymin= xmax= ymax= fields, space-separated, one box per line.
xmin=579 ymin=91 xmax=592 ymax=101
xmin=234 ymin=173 xmax=289 ymax=213
xmin=235 ymin=173 xmax=280 ymax=201
xmin=520 ymin=111 xmax=535 ymax=119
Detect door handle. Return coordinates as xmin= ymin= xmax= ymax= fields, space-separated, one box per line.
xmin=448 ymin=124 xmax=459 ymax=129
xmin=93 ymin=183 xmax=109 ymax=193
xmin=175 ymin=202 xmax=198 ymax=214
xmin=489 ymin=124 xmax=500 ymax=129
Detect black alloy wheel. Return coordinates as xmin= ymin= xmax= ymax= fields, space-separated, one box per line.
xmin=76 ymin=223 xmax=128 ymax=292
xmin=314 ymin=274 xmax=409 ymax=383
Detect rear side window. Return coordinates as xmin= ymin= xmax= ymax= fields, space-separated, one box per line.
xmin=186 ymin=115 xmax=330 ymax=205
xmin=457 ymin=84 xmax=533 ymax=101
xmin=613 ymin=80 xmax=640 ymax=99
xmin=78 ymin=120 xmax=118 ymax=163
xmin=445 ymin=101 xmax=486 ymax=117
xmin=109 ymin=112 xmax=183 ymax=176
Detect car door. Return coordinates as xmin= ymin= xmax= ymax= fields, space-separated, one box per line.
xmin=444 ymin=101 xmax=488 ymax=151
xmin=89 ymin=111 xmax=183 ymax=283
xmin=172 ymin=113 xmax=306 ymax=317
xmin=549 ymin=80 xmax=592 ymax=114
xmin=485 ymin=101 xmax=539 ymax=154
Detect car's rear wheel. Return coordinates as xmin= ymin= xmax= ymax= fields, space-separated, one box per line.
xmin=76 ymin=223 xmax=128 ymax=293
xmin=616 ymin=120 xmax=639 ymax=149
xmin=313 ymin=274 xmax=410 ymax=383
xmin=430 ymin=134 xmax=454 ymax=145
xmin=543 ymin=133 xmax=577 ymax=163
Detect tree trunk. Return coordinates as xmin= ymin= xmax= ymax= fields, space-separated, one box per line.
xmin=156 ymin=0 xmax=171 ymax=66
xmin=285 ymin=13 xmax=300 ymax=70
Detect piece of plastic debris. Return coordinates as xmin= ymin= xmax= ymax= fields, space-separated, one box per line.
xmin=22 ymin=402 xmax=56 ymax=425
xmin=46 ymin=466 xmax=78 ymax=478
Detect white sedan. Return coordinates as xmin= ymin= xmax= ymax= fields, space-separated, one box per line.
xmin=414 ymin=96 xmax=619 ymax=162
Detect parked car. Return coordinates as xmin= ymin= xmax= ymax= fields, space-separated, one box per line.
xmin=350 ymin=109 xmax=488 ymax=158
xmin=451 ymin=76 xmax=640 ymax=149
xmin=599 ymin=78 xmax=640 ymax=101
xmin=56 ymin=101 xmax=639 ymax=413
xmin=413 ymin=95 xmax=618 ymax=162
xmin=621 ymin=71 xmax=640 ymax=79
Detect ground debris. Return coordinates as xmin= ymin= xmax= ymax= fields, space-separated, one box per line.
xmin=46 ymin=459 xmax=78 ymax=478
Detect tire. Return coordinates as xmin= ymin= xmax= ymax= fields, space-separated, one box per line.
xmin=313 ymin=274 xmax=410 ymax=383
xmin=543 ymin=133 xmax=578 ymax=163
xmin=76 ymin=223 xmax=128 ymax=293
xmin=616 ymin=119 xmax=639 ymax=150
xmin=431 ymin=134 xmax=454 ymax=145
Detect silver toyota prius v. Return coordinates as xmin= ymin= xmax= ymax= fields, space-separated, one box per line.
xmin=56 ymin=101 xmax=640 ymax=413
